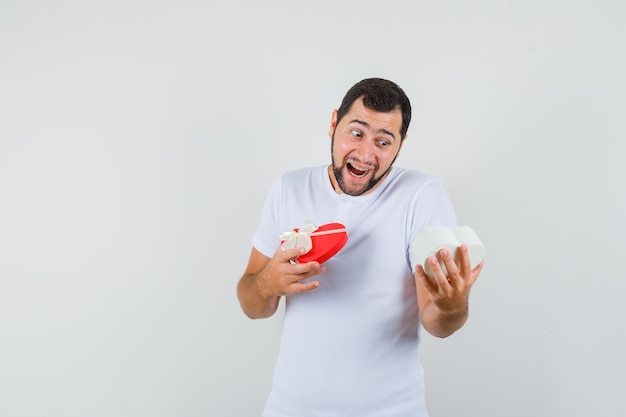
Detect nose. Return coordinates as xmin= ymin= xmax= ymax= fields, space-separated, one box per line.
xmin=355 ymin=140 xmax=375 ymax=164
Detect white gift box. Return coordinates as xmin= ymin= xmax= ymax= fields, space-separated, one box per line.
xmin=412 ymin=226 xmax=486 ymax=278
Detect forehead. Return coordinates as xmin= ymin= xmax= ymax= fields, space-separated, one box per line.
xmin=342 ymin=98 xmax=402 ymax=136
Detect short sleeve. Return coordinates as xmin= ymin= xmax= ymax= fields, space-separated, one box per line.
xmin=407 ymin=178 xmax=457 ymax=271
xmin=251 ymin=175 xmax=284 ymax=258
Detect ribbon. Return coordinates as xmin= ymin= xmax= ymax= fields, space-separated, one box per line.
xmin=279 ymin=221 xmax=318 ymax=253
xmin=279 ymin=221 xmax=347 ymax=253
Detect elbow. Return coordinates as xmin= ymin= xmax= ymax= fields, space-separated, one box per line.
xmin=236 ymin=286 xmax=276 ymax=320
xmin=423 ymin=323 xmax=457 ymax=339
xmin=429 ymin=328 xmax=457 ymax=339
xmin=422 ymin=315 xmax=467 ymax=338
xmin=236 ymin=287 xmax=262 ymax=320
xmin=236 ymin=274 xmax=279 ymax=319
xmin=239 ymin=302 xmax=271 ymax=320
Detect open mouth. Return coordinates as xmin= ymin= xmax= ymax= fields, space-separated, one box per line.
xmin=347 ymin=162 xmax=370 ymax=178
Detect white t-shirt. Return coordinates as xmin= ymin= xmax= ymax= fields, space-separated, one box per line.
xmin=252 ymin=165 xmax=457 ymax=417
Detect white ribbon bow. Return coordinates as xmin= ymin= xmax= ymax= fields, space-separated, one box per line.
xmin=279 ymin=221 xmax=318 ymax=253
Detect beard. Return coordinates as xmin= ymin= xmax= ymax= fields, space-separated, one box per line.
xmin=331 ymin=160 xmax=381 ymax=196
xmin=330 ymin=134 xmax=397 ymax=196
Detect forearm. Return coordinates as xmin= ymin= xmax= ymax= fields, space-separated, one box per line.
xmin=420 ymin=301 xmax=469 ymax=338
xmin=237 ymin=273 xmax=281 ymax=319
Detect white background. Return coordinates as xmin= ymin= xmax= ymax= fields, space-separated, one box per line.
xmin=1 ymin=1 xmax=624 ymax=416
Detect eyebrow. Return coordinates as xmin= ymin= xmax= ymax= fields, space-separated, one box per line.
xmin=349 ymin=119 xmax=397 ymax=141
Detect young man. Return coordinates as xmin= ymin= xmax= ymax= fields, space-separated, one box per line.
xmin=237 ymin=78 xmax=484 ymax=417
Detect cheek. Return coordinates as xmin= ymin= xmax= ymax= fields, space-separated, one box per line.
xmin=374 ymin=149 xmax=399 ymax=170
xmin=333 ymin=140 xmax=352 ymax=159
xmin=381 ymin=151 xmax=397 ymax=164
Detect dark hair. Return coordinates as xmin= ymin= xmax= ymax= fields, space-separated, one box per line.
xmin=336 ymin=78 xmax=412 ymax=140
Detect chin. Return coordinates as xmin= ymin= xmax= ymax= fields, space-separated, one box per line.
xmin=341 ymin=177 xmax=378 ymax=196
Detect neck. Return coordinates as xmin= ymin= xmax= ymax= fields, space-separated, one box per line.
xmin=327 ymin=165 xmax=343 ymax=194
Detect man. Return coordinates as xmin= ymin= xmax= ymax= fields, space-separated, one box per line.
xmin=237 ymin=78 xmax=484 ymax=417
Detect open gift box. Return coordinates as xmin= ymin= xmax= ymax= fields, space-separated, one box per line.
xmin=412 ymin=225 xmax=486 ymax=277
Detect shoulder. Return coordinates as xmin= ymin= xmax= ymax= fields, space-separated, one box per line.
xmin=281 ymin=165 xmax=325 ymax=179
xmin=393 ymin=168 xmax=457 ymax=227
xmin=274 ymin=165 xmax=326 ymax=188
xmin=386 ymin=167 xmax=446 ymax=194
xmin=382 ymin=168 xmax=455 ymax=222
xmin=392 ymin=167 xmax=437 ymax=182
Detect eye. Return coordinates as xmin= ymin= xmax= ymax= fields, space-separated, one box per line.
xmin=378 ymin=139 xmax=390 ymax=147
xmin=351 ymin=129 xmax=362 ymax=138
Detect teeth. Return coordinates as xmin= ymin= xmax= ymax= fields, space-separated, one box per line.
xmin=348 ymin=163 xmax=369 ymax=177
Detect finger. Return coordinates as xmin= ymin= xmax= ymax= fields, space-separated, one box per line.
xmin=287 ymin=280 xmax=321 ymax=294
xmin=427 ymin=255 xmax=450 ymax=289
xmin=415 ymin=264 xmax=434 ymax=291
xmin=278 ymin=246 xmax=306 ymax=263
xmin=438 ymin=248 xmax=460 ymax=281
xmin=457 ymin=244 xmax=472 ymax=278
xmin=288 ymin=261 xmax=326 ymax=280
xmin=277 ymin=261 xmax=326 ymax=290
xmin=470 ymin=260 xmax=485 ymax=284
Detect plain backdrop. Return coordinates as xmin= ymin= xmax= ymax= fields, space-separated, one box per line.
xmin=1 ymin=1 xmax=624 ymax=416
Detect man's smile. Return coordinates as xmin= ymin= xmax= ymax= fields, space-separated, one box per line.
xmin=346 ymin=162 xmax=369 ymax=178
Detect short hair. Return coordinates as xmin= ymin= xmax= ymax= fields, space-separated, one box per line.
xmin=336 ymin=78 xmax=412 ymax=140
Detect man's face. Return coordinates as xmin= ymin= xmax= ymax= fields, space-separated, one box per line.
xmin=328 ymin=97 xmax=404 ymax=196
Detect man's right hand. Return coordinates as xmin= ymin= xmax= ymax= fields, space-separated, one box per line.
xmin=256 ymin=246 xmax=326 ymax=297
xmin=237 ymin=246 xmax=326 ymax=319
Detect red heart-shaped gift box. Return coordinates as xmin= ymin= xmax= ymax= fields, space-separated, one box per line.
xmin=281 ymin=222 xmax=348 ymax=264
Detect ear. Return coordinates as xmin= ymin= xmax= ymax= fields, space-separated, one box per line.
xmin=328 ymin=109 xmax=338 ymax=139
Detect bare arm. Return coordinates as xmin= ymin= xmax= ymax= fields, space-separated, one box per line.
xmin=237 ymin=246 xmax=326 ymax=319
xmin=415 ymin=244 xmax=484 ymax=338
